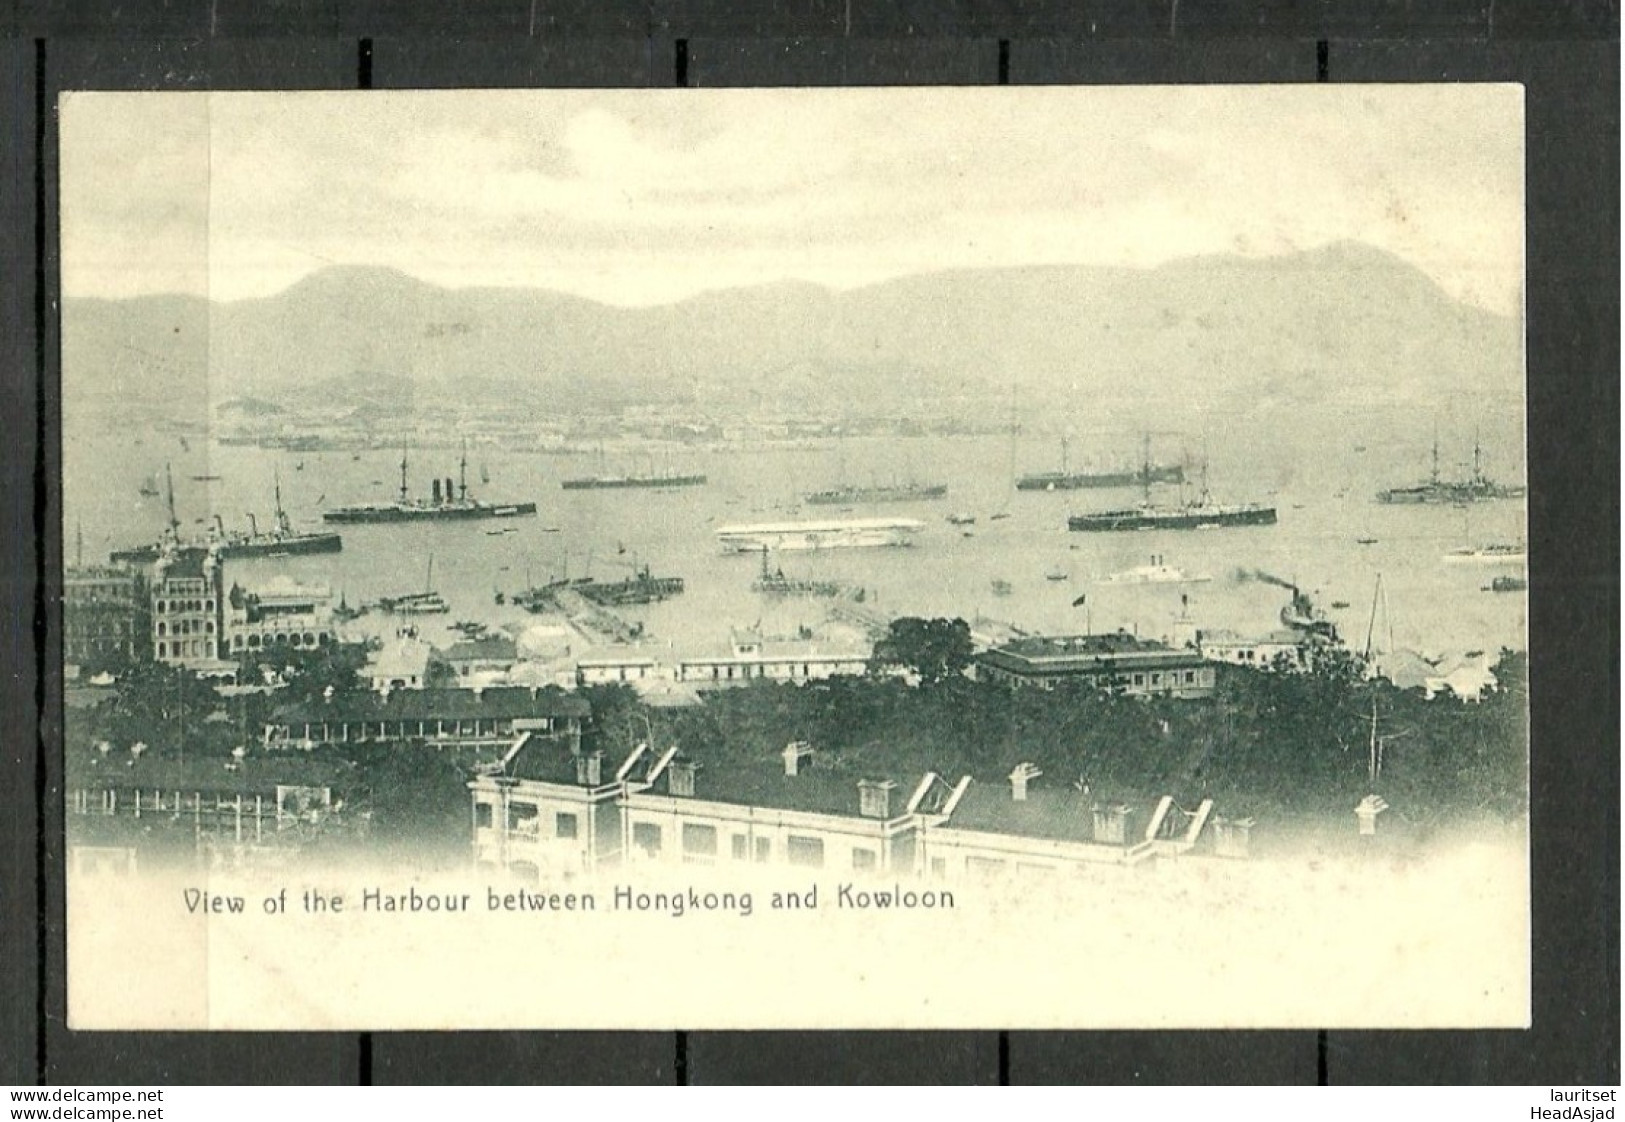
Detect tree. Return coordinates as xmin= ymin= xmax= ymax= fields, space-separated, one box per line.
xmin=869 ymin=617 xmax=974 ymax=686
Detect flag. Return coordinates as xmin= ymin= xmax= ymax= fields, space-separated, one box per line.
xmin=1071 ymin=593 xmax=1087 ymax=608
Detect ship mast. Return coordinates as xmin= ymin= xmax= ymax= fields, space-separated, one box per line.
xmin=164 ymin=463 xmax=179 ymax=538
xmin=459 ymin=439 xmax=469 ymax=501
xmin=399 ymin=446 xmax=410 ymax=504
xmin=273 ymin=466 xmax=290 ymax=535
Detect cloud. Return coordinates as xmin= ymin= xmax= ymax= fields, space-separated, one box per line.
xmin=60 ymin=87 xmax=1525 ymax=315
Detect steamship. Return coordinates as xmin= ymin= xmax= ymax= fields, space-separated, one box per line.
xmin=323 ymin=448 xmax=537 ymax=524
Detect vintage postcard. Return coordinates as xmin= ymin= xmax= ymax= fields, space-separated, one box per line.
xmin=59 ymin=86 xmax=1528 ymax=1030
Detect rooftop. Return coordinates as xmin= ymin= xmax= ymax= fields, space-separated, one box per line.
xmin=273 ymin=685 xmax=589 ymax=724
xmin=154 ymin=546 xmax=218 ymax=581
xmin=998 ymin=632 xmax=1173 ymax=659
xmin=370 ymin=637 xmax=438 ymax=679
xmin=638 ymin=750 xmax=921 ymax=822
xmin=68 ymin=750 xmax=352 ymax=795
xmin=939 ymin=779 xmax=1146 ymax=845
xmin=444 ymin=635 xmax=519 ymax=662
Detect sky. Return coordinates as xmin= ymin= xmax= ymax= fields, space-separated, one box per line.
xmin=59 ymin=86 xmax=1526 ymax=315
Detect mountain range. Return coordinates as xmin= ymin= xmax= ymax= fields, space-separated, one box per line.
xmin=62 ymin=242 xmax=1523 ymax=423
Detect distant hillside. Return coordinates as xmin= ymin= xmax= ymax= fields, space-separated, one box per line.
xmin=62 ymin=244 xmax=1523 ymax=421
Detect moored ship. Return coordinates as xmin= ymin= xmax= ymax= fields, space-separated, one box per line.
xmin=1068 ymin=500 xmax=1277 ymax=533
xmin=1068 ymin=450 xmax=1275 ymax=533
xmin=750 ymin=549 xmax=846 ymax=597
xmin=111 ymin=467 xmax=343 ymax=564
xmin=804 ymin=482 xmax=948 ymax=505
xmin=323 ymin=447 xmax=536 ymax=524
xmin=1017 ymin=437 xmax=1185 ymax=492
xmin=575 ymin=565 xmax=686 ymax=607
xmin=1377 ymin=437 xmax=1526 ymax=505
xmin=561 ymin=472 xmax=707 ymax=490
xmin=1444 ymin=542 xmax=1527 ymax=565
xmin=716 ymin=517 xmax=924 ymax=553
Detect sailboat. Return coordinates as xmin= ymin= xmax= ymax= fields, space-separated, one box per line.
xmin=380 ymin=555 xmax=449 ymax=614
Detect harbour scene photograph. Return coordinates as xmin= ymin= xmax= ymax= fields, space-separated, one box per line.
xmin=57 ymin=87 xmax=1529 ymax=1030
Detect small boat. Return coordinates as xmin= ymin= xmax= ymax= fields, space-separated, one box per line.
xmin=1331 ymin=600 xmax=1351 ymax=610
xmin=990 ymin=579 xmax=1013 ymax=596
xmin=1356 ymin=537 xmax=1379 ymax=545
xmin=946 ymin=513 xmax=977 ymax=526
xmin=190 ymin=474 xmax=222 ymax=482
xmin=1487 ymin=575 xmax=1528 ymax=593
xmin=1045 ymin=569 xmax=1069 ymax=582
xmin=1444 ymin=542 xmax=1527 ymax=565
xmin=1099 ymin=561 xmax=1211 ymax=585
xmin=989 ymin=512 xmax=1012 ymax=521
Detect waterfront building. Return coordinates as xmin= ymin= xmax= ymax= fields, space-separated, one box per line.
xmin=64 ymin=565 xmax=148 ymax=666
xmin=576 ymin=654 xmax=662 ymax=686
xmin=444 ymin=634 xmax=519 ymax=679
xmin=149 ymin=547 xmax=229 ymax=671
xmin=265 ymin=686 xmax=588 ymax=751
xmin=974 ymin=631 xmax=1217 ymax=698
xmin=225 ymin=578 xmax=334 ymax=656
xmin=1195 ymin=628 xmax=1309 ymax=672
xmin=674 ymin=630 xmax=872 ymax=687
xmin=368 ymin=634 xmax=444 ymax=692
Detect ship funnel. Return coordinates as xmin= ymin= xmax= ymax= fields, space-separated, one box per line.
xmin=445 ymin=477 xmax=455 ymax=503
xmin=432 ymin=479 xmax=443 ymax=504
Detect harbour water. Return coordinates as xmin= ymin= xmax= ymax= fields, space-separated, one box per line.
xmin=65 ymin=404 xmax=1528 ymax=664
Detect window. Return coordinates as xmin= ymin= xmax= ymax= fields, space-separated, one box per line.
xmin=786 ymin=835 xmax=824 ymax=868
xmin=632 ymin=822 xmax=663 ymax=856
xmin=507 ymin=803 xmax=540 ymax=835
xmin=475 ymin=803 xmax=493 ymax=829
xmin=930 ymin=857 xmax=947 ymax=878
xmin=852 ymin=848 xmax=877 ymax=871
xmin=682 ymin=823 xmax=718 ymax=858
xmin=731 ymin=835 xmax=749 ymax=860
xmin=1133 ymin=673 xmax=1145 ymax=686
xmin=967 ymin=856 xmax=1008 ymax=877
xmin=555 ymin=813 xmax=579 ymax=839
xmin=754 ymin=838 xmax=771 ymax=863
xmin=1185 ymin=671 xmax=1195 ymax=683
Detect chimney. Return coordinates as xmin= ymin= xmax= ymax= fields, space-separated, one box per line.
xmin=1092 ymin=803 xmax=1132 ymax=845
xmin=1009 ymin=762 xmax=1042 ymax=802
xmin=574 ymin=751 xmax=603 ymax=788
xmin=432 ymin=478 xmax=443 ymax=504
xmin=858 ymin=779 xmax=896 ymax=819
xmin=445 ymin=477 xmax=455 ymax=503
xmin=782 ymin=741 xmax=813 ymax=777
xmin=668 ymin=757 xmax=699 ymax=797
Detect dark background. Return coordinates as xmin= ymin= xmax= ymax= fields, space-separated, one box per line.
xmin=2 ymin=0 xmax=1617 ymax=1086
